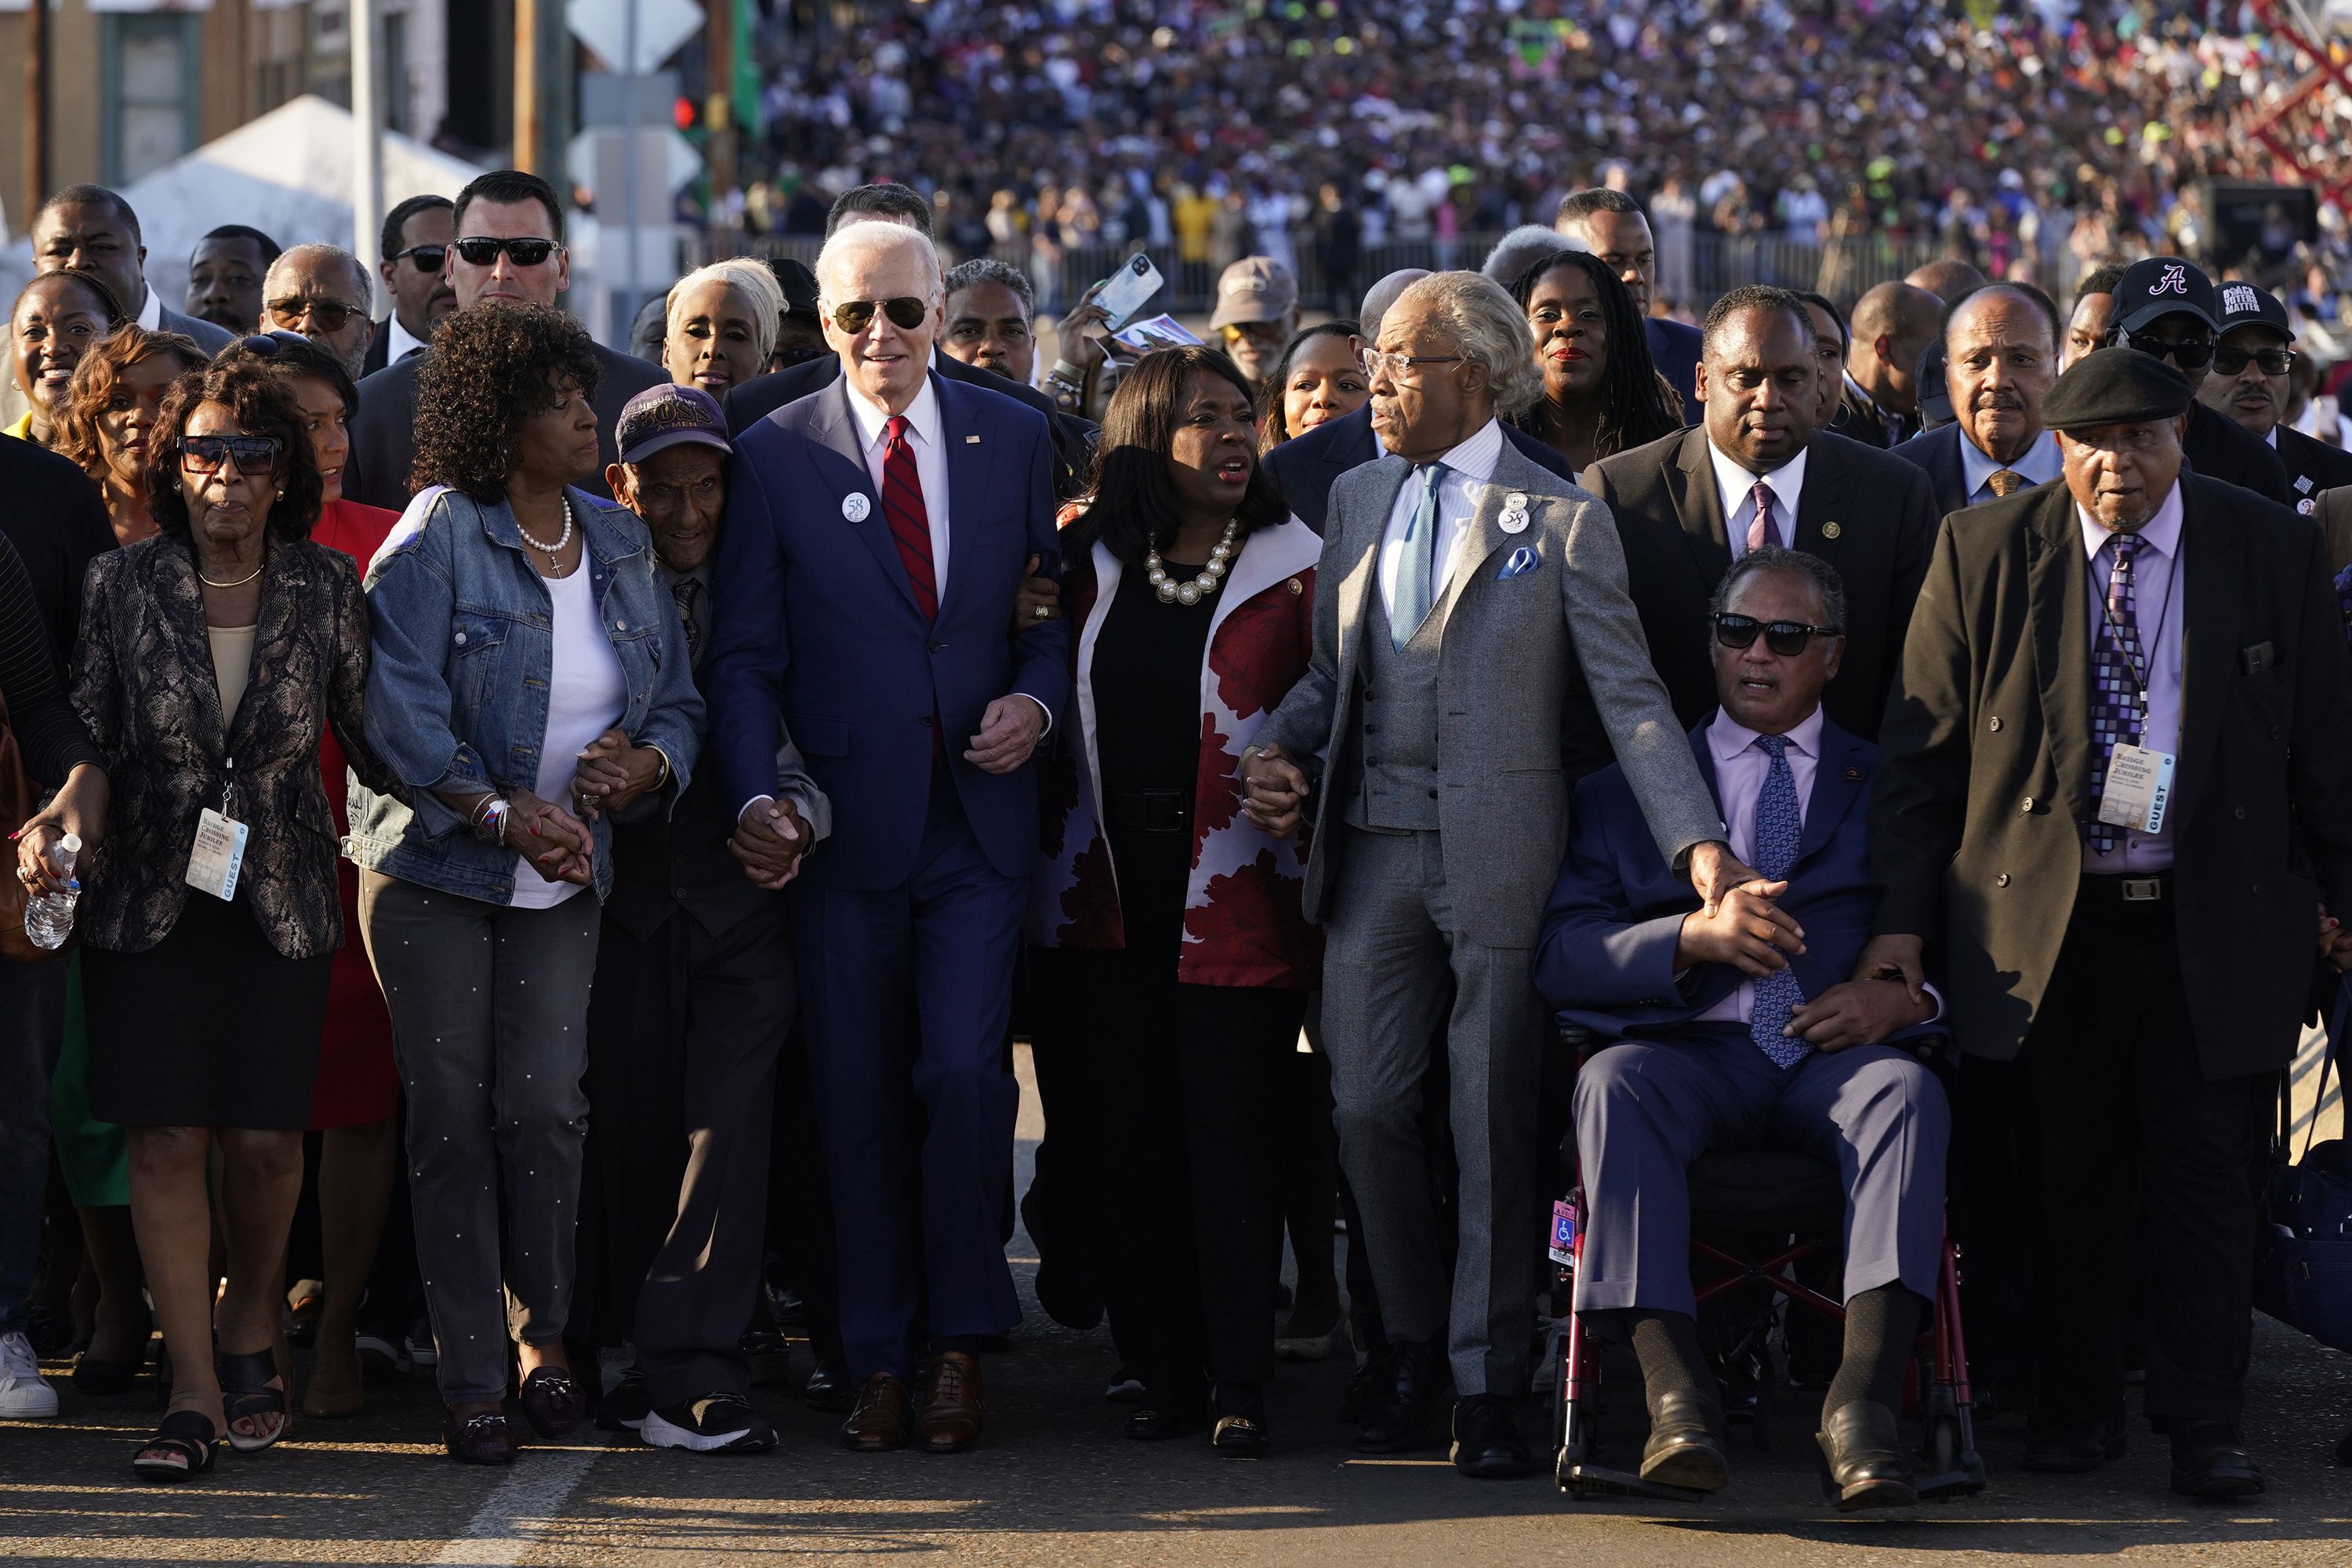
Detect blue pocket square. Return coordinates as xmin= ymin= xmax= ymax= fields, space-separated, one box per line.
xmin=1499 ymin=546 xmax=1541 ymax=579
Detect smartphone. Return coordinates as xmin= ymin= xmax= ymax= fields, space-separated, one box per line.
xmin=1094 ymin=252 xmax=1165 ymax=330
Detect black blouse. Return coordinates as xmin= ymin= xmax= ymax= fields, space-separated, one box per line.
xmin=1089 ymin=557 xmax=1214 ymax=954
xmin=0 ymin=533 xmax=101 ymax=788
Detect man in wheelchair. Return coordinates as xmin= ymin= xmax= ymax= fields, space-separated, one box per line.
xmin=1534 ymin=547 xmax=1951 ymax=1509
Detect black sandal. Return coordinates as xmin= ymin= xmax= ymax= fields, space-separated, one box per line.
xmin=132 ymin=1410 xmax=218 ymax=1483
xmin=217 ymin=1347 xmax=291 ymax=1454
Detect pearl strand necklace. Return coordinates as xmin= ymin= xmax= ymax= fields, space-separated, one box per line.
xmin=517 ymin=494 xmax=575 ymax=573
xmin=1147 ymin=517 xmax=1241 ymax=606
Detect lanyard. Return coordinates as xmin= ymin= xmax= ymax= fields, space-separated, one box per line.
xmin=2093 ymin=532 xmax=2176 ymax=715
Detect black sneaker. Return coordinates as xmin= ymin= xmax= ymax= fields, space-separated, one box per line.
xmin=643 ymin=1394 xmax=779 ymax=1454
xmin=597 ymin=1367 xmax=652 ymax=1432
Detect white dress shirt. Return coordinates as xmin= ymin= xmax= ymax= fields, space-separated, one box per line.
xmin=1377 ymin=417 xmax=1504 ymax=623
xmin=135 ymin=285 xmax=162 ymax=332
xmin=1710 ymin=441 xmax=1808 ymax=557
xmin=2078 ymin=483 xmax=2184 ymax=874
xmin=844 ymin=375 xmax=951 ymax=597
xmin=387 ymin=312 xmax=431 ymax=364
xmin=1961 ymin=427 xmax=2061 ymax=506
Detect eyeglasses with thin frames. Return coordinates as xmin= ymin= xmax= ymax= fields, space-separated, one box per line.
xmin=1360 ymin=349 xmax=1465 ymax=383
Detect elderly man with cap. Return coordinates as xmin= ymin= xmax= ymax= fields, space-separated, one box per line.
xmin=1866 ymin=347 xmax=2352 ymax=1497
xmin=2095 ymin=256 xmax=2292 ymax=506
xmin=1890 ymin=282 xmax=2067 ymax=515
xmin=582 ymin=383 xmax=832 ymax=1454
xmin=2200 ymin=281 xmax=2352 ymax=513
xmin=1208 ymin=256 xmax=1305 ymax=397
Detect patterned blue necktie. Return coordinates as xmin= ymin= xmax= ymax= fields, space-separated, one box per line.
xmin=1392 ymin=461 xmax=1447 ymax=648
xmin=2086 ymin=533 xmax=2147 ymax=856
xmin=1747 ymin=733 xmax=1810 ymax=1069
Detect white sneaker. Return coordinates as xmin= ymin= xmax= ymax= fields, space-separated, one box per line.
xmin=0 ymin=1331 xmax=58 ymax=1419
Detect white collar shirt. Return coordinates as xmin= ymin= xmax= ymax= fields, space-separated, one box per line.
xmin=2076 ymin=481 xmax=2185 ymax=874
xmin=388 ymin=313 xmax=431 ymax=364
xmin=844 ymin=373 xmax=950 ymax=597
xmin=135 ymin=285 xmax=162 ymax=332
xmin=1377 ymin=417 xmax=1504 ymax=625
xmin=1710 ymin=441 xmax=1809 ymax=557
xmin=1961 ymin=427 xmax=2063 ymax=505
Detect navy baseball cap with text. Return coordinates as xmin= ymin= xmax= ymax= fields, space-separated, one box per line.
xmin=615 ymin=383 xmax=731 ymax=466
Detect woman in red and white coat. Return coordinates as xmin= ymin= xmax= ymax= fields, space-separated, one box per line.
xmin=1026 ymin=347 xmax=1321 ymax=1457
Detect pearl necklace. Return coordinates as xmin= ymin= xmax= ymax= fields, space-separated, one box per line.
xmin=517 ymin=494 xmax=575 ymax=573
xmin=1148 ymin=517 xmax=1240 ymax=606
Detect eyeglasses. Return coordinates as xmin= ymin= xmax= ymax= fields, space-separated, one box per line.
xmin=1218 ymin=321 xmax=1285 ymax=343
xmin=180 ymin=434 xmax=283 ymax=475
xmin=450 ymin=237 xmax=561 ymax=268
xmin=267 ymin=297 xmax=362 ymax=332
xmin=828 ymin=296 xmax=930 ymax=334
xmin=390 ymin=243 xmax=448 ymax=272
xmin=2114 ymin=330 xmax=2214 ymax=369
xmin=1713 ymin=613 xmax=1843 ymax=656
xmin=1360 ymin=349 xmax=1465 ymax=382
xmin=2212 ymin=345 xmax=2297 ymax=376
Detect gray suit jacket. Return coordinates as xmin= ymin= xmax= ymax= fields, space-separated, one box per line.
xmin=156 ymin=302 xmax=238 ymax=357
xmin=1256 ymin=436 xmax=1725 ymax=948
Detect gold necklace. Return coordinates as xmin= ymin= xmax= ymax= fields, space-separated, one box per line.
xmin=199 ymin=562 xmax=264 ymax=589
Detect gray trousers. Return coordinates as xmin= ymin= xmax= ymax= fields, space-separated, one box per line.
xmin=361 ymin=870 xmax=602 ymax=1405
xmin=1572 ymin=1022 xmax=1950 ymax=1318
xmin=1321 ymin=827 xmax=1545 ymax=1397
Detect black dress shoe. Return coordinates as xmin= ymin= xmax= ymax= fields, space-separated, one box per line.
xmin=1817 ymin=1400 xmax=1918 ymax=1511
xmin=802 ymin=1356 xmax=852 ymax=1414
xmin=1450 ymin=1394 xmax=1532 ymax=1479
xmin=1340 ymin=1353 xmax=1381 ymax=1425
xmin=2024 ymin=1417 xmax=2126 ymax=1473
xmin=1639 ymin=1391 xmax=1730 ymax=1492
xmin=1124 ymin=1403 xmax=1202 ymax=1441
xmin=2169 ymin=1422 xmax=2265 ymax=1499
xmin=1352 ymin=1337 xmax=1450 ymax=1454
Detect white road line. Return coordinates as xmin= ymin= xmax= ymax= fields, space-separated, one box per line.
xmin=430 ymin=1437 xmax=608 ymax=1566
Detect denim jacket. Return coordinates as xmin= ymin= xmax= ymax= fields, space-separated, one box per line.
xmin=347 ymin=485 xmax=704 ymax=903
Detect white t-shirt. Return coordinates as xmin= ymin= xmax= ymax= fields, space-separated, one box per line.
xmin=510 ymin=564 xmax=626 ymax=909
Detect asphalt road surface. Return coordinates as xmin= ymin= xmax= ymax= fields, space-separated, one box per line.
xmin=5 ymin=1051 xmax=2350 ymax=1566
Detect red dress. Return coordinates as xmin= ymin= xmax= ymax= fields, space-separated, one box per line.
xmin=307 ymin=498 xmax=401 ymax=1128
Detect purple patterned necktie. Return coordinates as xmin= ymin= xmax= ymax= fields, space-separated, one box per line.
xmin=1744 ymin=478 xmax=1780 ymax=553
xmin=2086 ymin=532 xmax=2147 ymax=855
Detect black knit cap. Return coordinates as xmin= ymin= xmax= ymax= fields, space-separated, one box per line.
xmin=2041 ymin=347 xmax=2194 ymax=433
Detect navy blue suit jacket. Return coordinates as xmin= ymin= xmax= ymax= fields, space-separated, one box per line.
xmin=702 ymin=371 xmax=1071 ymax=891
xmin=1646 ymin=317 xmax=1704 ymax=423
xmin=1887 ymin=423 xmax=1973 ymax=519
xmin=1261 ymin=403 xmax=1577 ymax=535
xmin=1534 ymin=717 xmax=1903 ymax=1040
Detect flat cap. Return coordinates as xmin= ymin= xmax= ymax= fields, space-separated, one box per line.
xmin=2041 ymin=346 xmax=2194 ymax=432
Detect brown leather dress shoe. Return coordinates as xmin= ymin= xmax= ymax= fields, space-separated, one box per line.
xmin=917 ymin=1351 xmax=985 ymax=1454
xmin=517 ymin=1366 xmax=585 ymax=1439
xmin=444 ymin=1408 xmax=519 ymax=1466
xmin=840 ymin=1373 xmax=911 ymax=1451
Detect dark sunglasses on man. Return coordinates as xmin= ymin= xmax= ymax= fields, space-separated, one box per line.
xmin=2212 ymin=344 xmax=2297 ymax=377
xmin=451 ymin=237 xmax=561 ymax=268
xmin=1713 ymin=612 xmax=1842 ymax=656
xmin=267 ymin=296 xmax=361 ymax=332
xmin=829 ymin=296 xmax=930 ymax=334
xmin=180 ymin=434 xmax=284 ymax=475
xmin=2111 ymin=328 xmax=2214 ymax=369
xmin=390 ymin=243 xmax=448 ymax=272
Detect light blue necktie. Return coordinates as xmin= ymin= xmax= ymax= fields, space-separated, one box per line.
xmin=1392 ymin=461 xmax=1447 ymax=648
xmin=1747 ymin=733 xmax=1811 ymax=1069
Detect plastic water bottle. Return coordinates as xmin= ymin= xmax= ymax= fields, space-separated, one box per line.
xmin=24 ymin=832 xmax=80 ymax=950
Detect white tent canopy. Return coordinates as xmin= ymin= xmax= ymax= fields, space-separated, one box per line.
xmin=15 ymin=94 xmax=486 ymax=317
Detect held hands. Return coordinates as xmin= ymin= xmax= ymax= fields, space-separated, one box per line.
xmin=1784 ymin=978 xmax=1933 ymax=1053
xmin=1012 ymin=555 xmax=1061 ymax=633
xmin=1686 ymin=840 xmax=1766 ymax=915
xmin=1241 ymin=743 xmax=1310 ymax=838
xmin=1675 ymin=880 xmax=1804 ymax=977
xmin=967 ymin=697 xmax=1046 ymax=775
xmin=2318 ymin=905 xmax=2352 ymax=974
xmin=731 ymin=797 xmax=811 ymax=890
xmin=505 ymin=789 xmax=594 ymax=886
xmin=568 ymin=729 xmax=664 ymax=821
xmin=1852 ymin=932 xmax=1929 ymax=1006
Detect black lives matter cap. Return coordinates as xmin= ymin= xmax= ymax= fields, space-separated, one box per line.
xmin=2110 ymin=255 xmax=2219 ymax=335
xmin=2213 ymin=279 xmax=2294 ymax=343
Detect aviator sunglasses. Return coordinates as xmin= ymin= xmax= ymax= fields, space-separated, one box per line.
xmin=1713 ymin=612 xmax=1842 ymax=656
xmin=828 ymin=296 xmax=931 ymax=334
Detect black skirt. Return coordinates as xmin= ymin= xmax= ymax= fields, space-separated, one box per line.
xmin=83 ymin=889 xmax=332 ymax=1130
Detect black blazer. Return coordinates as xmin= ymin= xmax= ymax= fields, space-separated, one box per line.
xmin=361 ymin=317 xmax=391 ymax=378
xmin=1886 ymin=423 xmax=1978 ymax=517
xmin=69 ymin=535 xmax=392 ymax=960
xmin=0 ymin=435 xmax=115 ymax=670
xmin=1831 ymin=379 xmax=1907 ymax=449
xmin=723 ymin=350 xmax=1095 ymax=499
xmin=343 ymin=339 xmax=665 ymax=513
xmin=2274 ymin=421 xmax=2352 ymax=508
xmin=1261 ymin=403 xmax=1577 ymax=535
xmin=1646 ymin=317 xmax=1703 ymax=421
xmin=2186 ymin=398 xmax=2293 ymax=506
xmin=602 ymin=758 xmax=771 ymax=943
xmin=1871 ymin=473 xmax=2352 ymax=1077
xmin=1584 ymin=426 xmax=1937 ymax=744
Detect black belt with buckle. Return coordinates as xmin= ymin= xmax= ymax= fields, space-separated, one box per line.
xmin=1105 ymin=788 xmax=1192 ymax=834
xmin=2082 ymin=871 xmax=2169 ymax=903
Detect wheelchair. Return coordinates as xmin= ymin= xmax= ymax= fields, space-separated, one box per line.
xmin=1546 ymin=1023 xmax=1987 ymax=1504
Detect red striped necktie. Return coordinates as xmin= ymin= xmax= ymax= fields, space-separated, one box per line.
xmin=882 ymin=414 xmax=938 ymax=622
